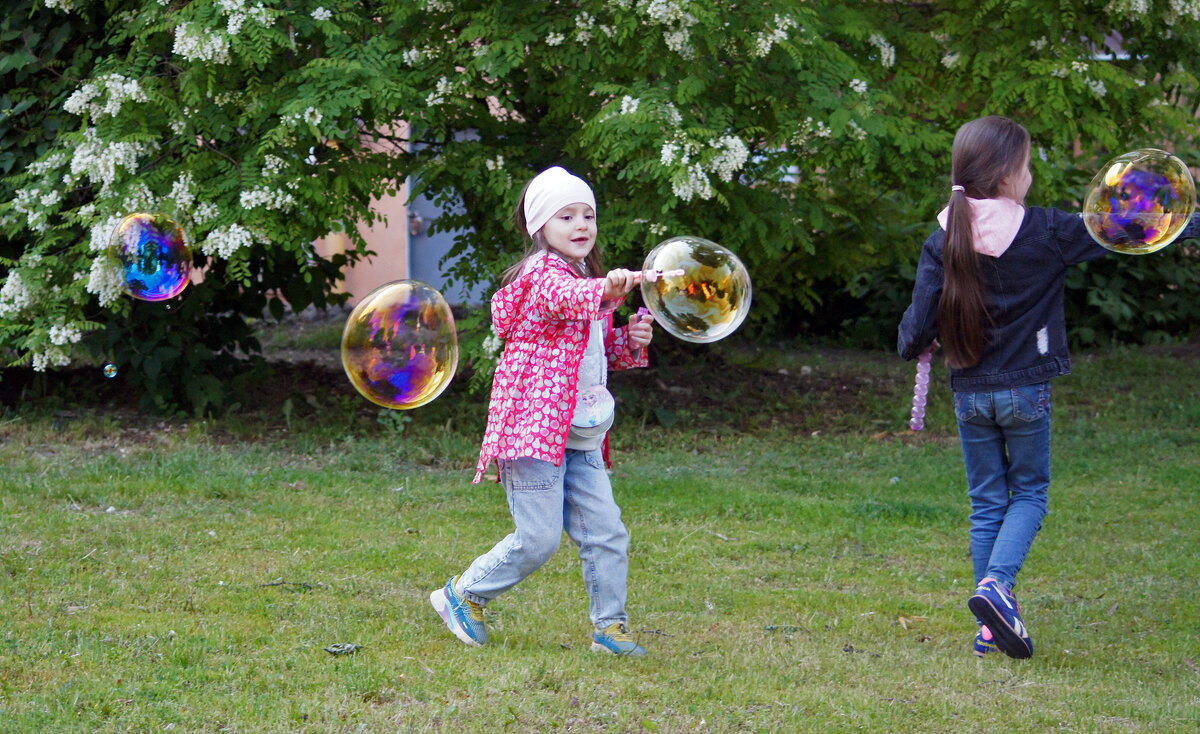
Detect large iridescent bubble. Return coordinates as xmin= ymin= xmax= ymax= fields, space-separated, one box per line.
xmin=640 ymin=236 xmax=752 ymax=343
xmin=108 ymin=213 xmax=192 ymax=301
xmin=341 ymin=280 xmax=458 ymax=409
xmin=1083 ymin=148 xmax=1196 ymax=254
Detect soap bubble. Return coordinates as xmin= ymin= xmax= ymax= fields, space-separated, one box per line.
xmin=108 ymin=213 xmax=192 ymax=301
xmin=640 ymin=236 xmax=752 ymax=343
xmin=1083 ymin=148 xmax=1196 ymax=254
xmin=103 ymin=364 xmax=117 ymax=379
xmin=341 ymin=280 xmax=458 ymax=410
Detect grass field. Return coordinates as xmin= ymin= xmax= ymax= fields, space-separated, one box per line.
xmin=1 ymin=340 xmax=1198 ymax=732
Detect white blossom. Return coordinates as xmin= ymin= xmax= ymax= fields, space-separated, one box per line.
xmin=44 ymin=0 xmax=73 ymax=9
xmin=1030 ymin=36 xmax=1049 ymax=51
xmin=482 ymin=326 xmax=503 ymax=358
xmin=941 ymin=52 xmax=961 ymax=69
xmin=403 ymin=48 xmax=425 ymax=65
xmin=869 ymin=33 xmax=895 ymax=67
xmin=709 ymin=135 xmax=749 ymax=182
xmin=426 ymin=77 xmax=452 ymax=107
xmin=32 ymin=347 xmax=71 ymax=372
xmin=90 ymin=215 xmax=126 ymax=252
xmin=642 ymin=0 xmax=698 ymax=58
xmin=86 ymin=255 xmax=126 ymax=307
xmin=545 ymin=32 xmax=565 ymax=46
xmin=0 ymin=272 xmax=31 ymax=316
xmin=660 ymin=142 xmax=678 ymax=165
xmin=849 ymin=78 xmax=868 ymax=94
xmin=847 ymin=120 xmax=867 ymax=141
xmin=1072 ymin=61 xmax=1090 ymax=73
xmin=49 ymin=323 xmax=83 ymax=346
xmin=240 ymin=186 xmax=295 ymax=211
xmin=575 ymin=11 xmax=595 ymax=44
xmin=64 ymin=74 xmax=148 ymax=119
xmin=1087 ymin=78 xmax=1108 ymax=97
xmin=619 ymin=95 xmax=640 ymax=115
xmin=200 ymin=222 xmax=257 ymax=259
xmin=1110 ymin=0 xmax=1149 ymax=14
xmin=192 ymin=201 xmax=219 ymax=226
xmin=28 ymin=153 xmax=68 ymax=176
xmin=303 ymin=107 xmax=323 ymax=126
xmin=261 ymin=154 xmax=286 ymax=177
xmin=173 ymin=24 xmax=230 ymax=64
xmin=752 ymin=14 xmax=797 ymax=58
xmin=169 ymin=172 xmax=196 ymax=210
xmin=312 ymin=7 xmax=332 ymax=21
xmin=672 ymin=162 xmax=714 ymax=202
xmin=484 ymin=155 xmax=505 ymax=171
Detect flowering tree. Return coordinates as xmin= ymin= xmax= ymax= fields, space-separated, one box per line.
xmin=2 ymin=0 xmax=1198 ymax=410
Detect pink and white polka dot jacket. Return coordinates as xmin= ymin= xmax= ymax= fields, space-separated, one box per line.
xmin=474 ymin=252 xmax=647 ymax=483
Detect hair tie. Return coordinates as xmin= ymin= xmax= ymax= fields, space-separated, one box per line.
xmin=951 ymin=185 xmax=965 ymax=193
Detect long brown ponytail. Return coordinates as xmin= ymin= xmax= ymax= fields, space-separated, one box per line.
xmin=938 ymin=116 xmax=1030 ymax=368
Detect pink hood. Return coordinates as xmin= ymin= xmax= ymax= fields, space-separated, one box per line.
xmin=937 ymin=196 xmax=1025 ymax=257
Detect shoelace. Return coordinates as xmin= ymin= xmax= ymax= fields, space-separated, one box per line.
xmin=463 ymin=598 xmax=485 ymax=622
xmin=606 ymin=624 xmax=634 ymax=642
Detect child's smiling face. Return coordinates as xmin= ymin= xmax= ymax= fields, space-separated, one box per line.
xmin=541 ymin=203 xmax=597 ymax=262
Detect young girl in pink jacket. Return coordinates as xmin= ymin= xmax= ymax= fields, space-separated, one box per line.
xmin=430 ymin=166 xmax=655 ymax=656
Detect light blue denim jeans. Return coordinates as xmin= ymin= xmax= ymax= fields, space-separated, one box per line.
xmin=458 ymin=448 xmax=631 ymax=630
xmin=954 ymin=382 xmax=1052 ymax=591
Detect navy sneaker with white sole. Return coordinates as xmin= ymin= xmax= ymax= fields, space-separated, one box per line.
xmin=968 ymin=580 xmax=1032 ymax=659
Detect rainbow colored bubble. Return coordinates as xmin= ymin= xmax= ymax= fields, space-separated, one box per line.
xmin=1083 ymin=149 xmax=1196 ymax=255
xmin=640 ymin=236 xmax=752 ymax=343
xmin=341 ymin=280 xmax=458 ymax=410
xmin=108 ymin=212 xmax=192 ymax=301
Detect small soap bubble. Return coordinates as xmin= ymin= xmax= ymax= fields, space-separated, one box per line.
xmin=103 ymin=364 xmax=117 ymax=379
xmin=341 ymin=280 xmax=458 ymax=409
xmin=108 ymin=213 xmax=192 ymax=301
xmin=640 ymin=236 xmax=752 ymax=343
xmin=1083 ymin=148 xmax=1196 ymax=254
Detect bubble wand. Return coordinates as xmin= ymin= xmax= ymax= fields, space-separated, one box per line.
xmin=909 ymin=345 xmax=934 ymax=431
xmin=639 ymin=268 xmax=685 ymax=282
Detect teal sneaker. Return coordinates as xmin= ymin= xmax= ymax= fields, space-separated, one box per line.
xmin=973 ymin=624 xmax=997 ymax=657
xmin=429 ymin=576 xmax=487 ymax=647
xmin=591 ymin=623 xmax=647 ymax=657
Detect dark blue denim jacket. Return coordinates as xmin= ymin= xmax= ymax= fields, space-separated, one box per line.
xmin=897 ymin=206 xmax=1200 ymax=392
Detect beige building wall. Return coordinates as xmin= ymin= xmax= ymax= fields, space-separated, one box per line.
xmin=313 ymin=125 xmax=411 ymax=306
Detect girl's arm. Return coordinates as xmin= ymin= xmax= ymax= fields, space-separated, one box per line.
xmin=533 ymin=266 xmax=606 ymax=321
xmin=897 ymin=233 xmax=943 ymax=361
xmin=1049 ymin=208 xmax=1111 ymax=266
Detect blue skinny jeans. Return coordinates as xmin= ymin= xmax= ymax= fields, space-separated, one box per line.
xmin=954 ymin=382 xmax=1052 ymax=591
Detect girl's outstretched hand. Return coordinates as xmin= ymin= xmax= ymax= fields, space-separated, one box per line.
xmin=628 ymin=311 xmax=654 ymax=349
xmin=602 ymin=268 xmax=641 ymax=301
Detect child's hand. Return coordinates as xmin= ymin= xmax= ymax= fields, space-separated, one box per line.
xmin=602 ymin=268 xmax=641 ymax=301
xmin=628 ymin=311 xmax=654 ymax=349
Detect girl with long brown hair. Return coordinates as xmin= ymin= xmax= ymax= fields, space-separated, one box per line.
xmin=900 ymin=116 xmax=1198 ymax=659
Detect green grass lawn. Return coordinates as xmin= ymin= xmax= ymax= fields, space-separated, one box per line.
xmin=1 ymin=343 xmax=1198 ymax=732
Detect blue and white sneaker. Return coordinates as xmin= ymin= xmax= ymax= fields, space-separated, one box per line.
xmin=429 ymin=576 xmax=487 ymax=647
xmin=973 ymin=624 xmax=998 ymax=657
xmin=968 ymin=579 xmax=1032 ymax=659
xmin=591 ymin=623 xmax=647 ymax=657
